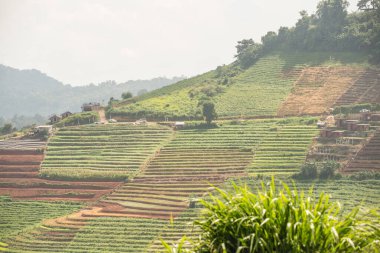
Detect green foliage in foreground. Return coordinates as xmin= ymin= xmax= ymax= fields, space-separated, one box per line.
xmin=164 ymin=179 xmax=379 ymax=253
xmin=54 ymin=111 xmax=99 ymax=127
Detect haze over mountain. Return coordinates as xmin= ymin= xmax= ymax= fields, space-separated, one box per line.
xmin=0 ymin=64 xmax=184 ymax=118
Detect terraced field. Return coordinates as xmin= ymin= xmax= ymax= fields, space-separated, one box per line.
xmin=0 ymin=139 xmax=121 ymax=202
xmin=248 ymin=124 xmax=318 ymax=175
xmin=101 ymin=120 xmax=279 ymax=219
xmin=277 ymin=67 xmax=365 ymax=116
xmin=344 ymin=129 xmax=380 ymax=173
xmin=4 ymin=118 xmax=380 ymax=252
xmin=0 ymin=196 xmax=81 ymax=243
xmin=334 ymin=68 xmax=380 ymax=106
xmin=215 ymin=55 xmax=299 ymax=117
xmin=3 ymin=119 xmax=319 ymax=252
xmin=40 ymin=124 xmax=173 ymax=180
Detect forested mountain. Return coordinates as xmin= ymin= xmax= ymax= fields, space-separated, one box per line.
xmin=0 ymin=64 xmax=184 ymax=118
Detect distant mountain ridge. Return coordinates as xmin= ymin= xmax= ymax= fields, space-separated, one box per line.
xmin=0 ymin=64 xmax=184 ymax=118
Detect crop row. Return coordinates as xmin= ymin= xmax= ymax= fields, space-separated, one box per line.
xmin=40 ymin=124 xmax=173 ymax=180
xmin=0 ymin=196 xmax=81 ymax=242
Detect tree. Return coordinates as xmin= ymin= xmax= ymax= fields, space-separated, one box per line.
xmin=357 ymin=0 xmax=380 ymax=62
xmin=202 ymin=102 xmax=217 ymax=125
xmin=295 ymin=162 xmax=318 ymax=179
xmin=315 ymin=0 xmax=349 ymax=49
xmin=261 ymin=31 xmax=278 ymax=51
xmin=1 ymin=123 xmax=14 ymax=135
xmin=235 ymin=39 xmax=263 ymax=69
xmin=121 ymin=91 xmax=133 ymax=100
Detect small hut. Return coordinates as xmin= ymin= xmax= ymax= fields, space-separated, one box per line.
xmin=61 ymin=111 xmax=72 ymax=119
xmin=81 ymin=102 xmax=100 ymax=112
xmin=49 ymin=114 xmax=61 ymax=124
xmin=346 ymin=120 xmax=359 ymax=131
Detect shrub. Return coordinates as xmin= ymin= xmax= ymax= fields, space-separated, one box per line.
xmin=164 ymin=179 xmax=379 ymax=253
xmin=294 ymin=162 xmax=318 ymax=179
xmin=348 ymin=171 xmax=380 ymax=180
xmin=121 ymin=91 xmax=133 ymax=100
xmin=319 ymin=160 xmax=340 ymax=179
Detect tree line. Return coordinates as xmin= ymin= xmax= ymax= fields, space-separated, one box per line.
xmin=236 ymin=0 xmax=380 ymax=69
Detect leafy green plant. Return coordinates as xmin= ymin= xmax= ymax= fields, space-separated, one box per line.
xmin=165 ymin=178 xmax=379 ymax=253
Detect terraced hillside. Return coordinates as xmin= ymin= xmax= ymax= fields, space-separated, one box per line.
xmin=40 ymin=124 xmax=173 ymax=180
xmin=110 ymin=52 xmax=371 ymax=120
xmin=344 ymin=129 xmax=380 ymax=173
xmin=4 ymin=118 xmax=319 ymax=252
xmin=0 ymin=196 xmax=81 ymax=243
xmin=335 ymin=68 xmax=380 ymax=106
xmin=277 ymin=67 xmax=365 ymax=116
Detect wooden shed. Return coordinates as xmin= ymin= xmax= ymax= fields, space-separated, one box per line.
xmin=49 ymin=114 xmax=61 ymax=124
xmin=61 ymin=111 xmax=72 ymax=119
xmin=346 ymin=120 xmax=359 ymax=131
xmin=82 ymin=103 xmax=100 ymax=112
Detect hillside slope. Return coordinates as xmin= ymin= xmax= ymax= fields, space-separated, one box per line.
xmin=111 ymin=51 xmax=377 ymax=119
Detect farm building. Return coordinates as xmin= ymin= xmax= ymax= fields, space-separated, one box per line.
xmin=356 ymin=124 xmax=370 ymax=131
xmin=34 ymin=125 xmax=53 ymax=134
xmin=82 ymin=102 xmax=100 ymax=112
xmin=346 ymin=120 xmax=360 ymax=131
xmin=61 ymin=111 xmax=72 ymax=119
xmin=320 ymin=129 xmax=345 ymax=138
xmin=49 ymin=114 xmax=61 ymax=124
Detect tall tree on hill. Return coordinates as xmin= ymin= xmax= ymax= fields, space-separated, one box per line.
xmin=202 ymin=102 xmax=217 ymax=125
xmin=235 ymin=39 xmax=263 ymax=69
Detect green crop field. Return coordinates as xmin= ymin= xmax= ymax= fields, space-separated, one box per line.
xmin=248 ymin=124 xmax=318 ymax=175
xmin=0 ymin=196 xmax=81 ymax=243
xmin=2 ymin=116 xmax=380 ymax=252
xmin=40 ymin=124 xmax=173 ymax=180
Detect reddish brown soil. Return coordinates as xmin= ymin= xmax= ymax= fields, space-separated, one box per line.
xmin=0 ymin=143 xmax=122 ymax=202
xmin=278 ymin=67 xmax=366 ymax=116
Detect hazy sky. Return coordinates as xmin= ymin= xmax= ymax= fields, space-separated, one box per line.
xmin=0 ymin=0 xmax=359 ymax=86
